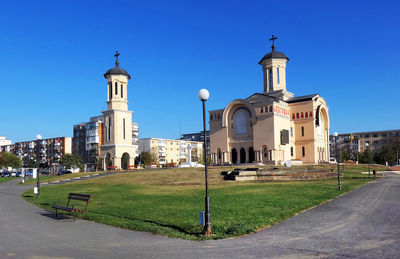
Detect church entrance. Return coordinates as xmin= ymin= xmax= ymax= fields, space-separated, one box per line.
xmin=248 ymin=147 xmax=254 ymax=163
xmin=231 ymin=148 xmax=237 ymax=164
xmin=240 ymin=148 xmax=246 ymax=163
xmin=121 ymin=153 xmax=130 ymax=170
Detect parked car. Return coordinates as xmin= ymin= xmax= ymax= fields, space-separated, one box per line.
xmin=25 ymin=171 xmax=33 ymax=177
xmin=57 ymin=170 xmax=72 ymax=175
xmin=329 ymin=157 xmax=337 ymax=164
xmin=15 ymin=172 xmax=22 ymax=177
xmin=2 ymin=172 xmax=11 ymax=177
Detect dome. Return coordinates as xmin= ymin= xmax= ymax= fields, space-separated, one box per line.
xmin=104 ymin=51 xmax=131 ymax=79
xmin=258 ymin=49 xmax=289 ymax=64
xmin=104 ymin=66 xmax=131 ymax=79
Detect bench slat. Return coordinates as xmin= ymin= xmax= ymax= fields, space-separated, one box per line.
xmin=68 ymin=196 xmax=91 ymax=202
xmin=52 ymin=205 xmax=73 ymax=212
xmin=69 ymin=193 xmax=91 ymax=198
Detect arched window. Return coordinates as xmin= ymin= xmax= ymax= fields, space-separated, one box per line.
xmin=210 ymin=114 xmax=213 ymax=120
xmin=109 ymin=82 xmax=112 ymax=99
xmin=121 ymin=84 xmax=123 ymax=98
xmin=302 ymin=146 xmax=305 ymax=157
xmin=260 ymin=107 xmax=263 ymax=113
xmin=115 ymin=82 xmax=118 ymax=95
xmin=217 ymin=148 xmax=221 ymax=160
xmin=292 ymin=113 xmax=295 ymax=119
xmin=301 ymin=112 xmax=304 ymax=118
xmin=309 ymin=111 xmax=312 ymax=117
xmin=277 ymin=67 xmax=280 ymax=84
xmin=305 ymin=112 xmax=308 ymax=118
xmin=217 ymin=113 xmax=220 ymax=120
xmin=234 ymin=110 xmax=248 ymax=135
xmin=301 ymin=126 xmax=305 ymax=137
xmin=296 ymin=113 xmax=299 ymax=119
xmin=269 ymin=106 xmax=273 ymax=113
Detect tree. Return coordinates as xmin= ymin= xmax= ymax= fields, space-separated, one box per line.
xmin=140 ymin=152 xmax=157 ymax=165
xmin=0 ymin=152 xmax=22 ymax=168
xmin=359 ymin=148 xmax=373 ymax=164
xmin=25 ymin=158 xmax=38 ymax=168
xmin=59 ymin=153 xmax=83 ymax=171
xmin=374 ymin=145 xmax=396 ymax=166
xmin=339 ymin=149 xmax=350 ymax=162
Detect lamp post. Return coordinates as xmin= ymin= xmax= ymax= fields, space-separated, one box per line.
xmin=334 ymin=132 xmax=341 ymax=190
xmin=36 ymin=134 xmax=42 ymax=198
xmin=198 ymin=88 xmax=211 ymax=236
xmin=366 ymin=142 xmax=370 ymax=179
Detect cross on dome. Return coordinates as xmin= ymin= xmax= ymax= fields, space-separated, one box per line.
xmin=115 ymin=51 xmax=120 ymax=67
xmin=269 ymin=35 xmax=277 ymax=51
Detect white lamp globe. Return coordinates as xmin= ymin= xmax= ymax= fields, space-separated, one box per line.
xmin=366 ymin=142 xmax=369 ymax=146
xmin=36 ymin=134 xmax=42 ymax=140
xmin=198 ymin=89 xmax=210 ymax=101
xmin=333 ymin=132 xmax=338 ymax=137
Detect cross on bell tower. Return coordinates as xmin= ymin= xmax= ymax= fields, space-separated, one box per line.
xmin=114 ymin=51 xmax=120 ymax=67
xmin=269 ymin=35 xmax=277 ymax=51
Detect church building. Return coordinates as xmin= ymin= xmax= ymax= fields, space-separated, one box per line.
xmin=209 ymin=36 xmax=330 ymax=165
xmin=100 ymin=52 xmax=137 ymax=169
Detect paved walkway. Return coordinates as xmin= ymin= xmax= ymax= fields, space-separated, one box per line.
xmin=1 ymin=175 xmax=399 ymax=258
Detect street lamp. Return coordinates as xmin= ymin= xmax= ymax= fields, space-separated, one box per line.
xmin=366 ymin=142 xmax=370 ymax=179
xmin=334 ymin=132 xmax=341 ymax=190
xmin=198 ymin=88 xmax=211 ymax=236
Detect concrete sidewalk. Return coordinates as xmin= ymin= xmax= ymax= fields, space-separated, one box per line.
xmin=1 ymin=175 xmax=399 ymax=258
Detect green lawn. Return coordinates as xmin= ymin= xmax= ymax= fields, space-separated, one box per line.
xmin=23 ymin=165 xmax=384 ymax=240
xmin=0 ymin=177 xmax=15 ymax=183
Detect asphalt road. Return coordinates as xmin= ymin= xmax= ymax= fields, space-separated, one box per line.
xmin=1 ymin=175 xmax=399 ymax=259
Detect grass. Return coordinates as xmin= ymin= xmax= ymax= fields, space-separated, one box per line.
xmin=23 ymin=164 xmax=385 ymax=240
xmin=0 ymin=177 xmax=15 ymax=183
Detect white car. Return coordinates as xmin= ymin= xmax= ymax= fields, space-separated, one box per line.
xmin=329 ymin=157 xmax=337 ymax=164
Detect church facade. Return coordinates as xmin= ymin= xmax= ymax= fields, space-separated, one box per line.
xmin=100 ymin=52 xmax=137 ymax=170
xmin=209 ymin=38 xmax=330 ymax=165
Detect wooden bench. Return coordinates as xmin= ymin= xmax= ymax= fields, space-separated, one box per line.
xmin=52 ymin=193 xmax=92 ymax=221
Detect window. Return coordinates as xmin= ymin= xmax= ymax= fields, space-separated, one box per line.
xmin=115 ymin=82 xmax=118 ymax=95
xmin=302 ymin=146 xmax=305 ymax=157
xmin=269 ymin=106 xmax=273 ymax=113
xmin=301 ymin=112 xmax=304 ymax=118
xmin=309 ymin=111 xmax=312 ymax=117
xmin=291 ymin=147 xmax=293 ymax=156
xmin=210 ymin=114 xmax=213 ymax=120
xmin=277 ymin=67 xmax=280 ymax=84
xmin=123 ymin=118 xmax=126 ymax=139
xmin=301 ymin=126 xmax=304 ymax=136
xmin=269 ymin=69 xmax=273 ymax=90
xmin=234 ymin=110 xmax=248 ymax=135
xmin=109 ymin=82 xmax=112 ymax=99
xmin=121 ymin=84 xmax=123 ymax=98
xmin=305 ymin=112 xmax=308 ymax=118
xmin=296 ymin=113 xmax=299 ymax=119
xmin=217 ymin=113 xmax=220 ymax=120
xmin=292 ymin=113 xmax=295 ymax=119
xmin=290 ymin=127 xmax=293 ymax=137
xmin=260 ymin=107 xmax=263 ymax=113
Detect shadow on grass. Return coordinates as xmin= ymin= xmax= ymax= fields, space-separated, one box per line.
xmin=89 ymin=211 xmax=202 ymax=237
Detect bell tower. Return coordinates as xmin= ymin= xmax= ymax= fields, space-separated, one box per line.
xmin=259 ymin=35 xmax=290 ymax=97
xmin=100 ymin=51 xmax=136 ymax=170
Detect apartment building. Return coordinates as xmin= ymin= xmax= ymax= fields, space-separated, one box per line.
xmin=0 ymin=136 xmax=12 ymax=146
xmin=138 ymin=138 xmax=203 ymax=165
xmin=73 ymin=116 xmax=104 ymax=170
xmin=329 ymin=129 xmax=400 ymax=158
xmin=0 ymin=137 xmax=72 ymax=166
xmin=180 ymin=131 xmax=209 ymax=156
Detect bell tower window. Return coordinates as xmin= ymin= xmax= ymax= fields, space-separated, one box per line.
xmin=115 ymin=82 xmax=118 ymax=95
xmin=121 ymin=84 xmax=123 ymax=98
xmin=277 ymin=67 xmax=280 ymax=84
xmin=268 ymin=69 xmax=273 ymax=90
xmin=109 ymin=82 xmax=112 ymax=100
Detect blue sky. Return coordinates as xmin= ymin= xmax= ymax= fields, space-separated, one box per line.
xmin=1 ymin=0 xmax=399 ymax=142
